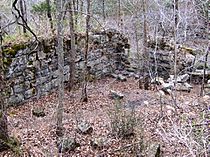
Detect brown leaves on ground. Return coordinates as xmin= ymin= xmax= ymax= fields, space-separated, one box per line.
xmin=1 ymin=78 xmax=209 ymax=156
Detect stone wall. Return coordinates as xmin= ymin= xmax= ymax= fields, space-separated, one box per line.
xmin=147 ymin=39 xmax=196 ymax=79
xmin=1 ymin=29 xmax=130 ymax=105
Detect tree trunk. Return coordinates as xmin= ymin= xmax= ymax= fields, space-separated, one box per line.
xmin=68 ymin=1 xmax=76 ymax=92
xmin=118 ymin=0 xmax=121 ymax=28
xmin=102 ymin=0 xmax=105 ymax=22
xmin=0 ymin=37 xmax=9 ymax=151
xmin=46 ymin=0 xmax=54 ymax=34
xmin=80 ymin=0 xmax=84 ymax=13
xmin=81 ymin=0 xmax=90 ymax=102
xmin=56 ymin=0 xmax=64 ymax=137
xmin=19 ymin=0 xmax=27 ymax=34
xmin=173 ymin=0 xmax=179 ymax=107
xmin=72 ymin=0 xmax=79 ymax=29
xmin=140 ymin=0 xmax=149 ymax=90
xmin=174 ymin=0 xmax=179 ymax=81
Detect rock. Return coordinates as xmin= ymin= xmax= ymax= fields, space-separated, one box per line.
xmin=109 ymin=90 xmax=124 ymax=100
xmin=8 ymin=94 xmax=24 ymax=104
xmin=126 ymin=67 xmax=135 ymax=72
xmin=190 ymin=70 xmax=210 ymax=84
xmin=111 ymin=73 xmax=118 ymax=78
xmin=168 ymin=74 xmax=189 ymax=83
xmin=133 ymin=74 xmax=140 ymax=79
xmin=90 ymin=137 xmax=108 ymax=149
xmin=32 ymin=107 xmax=46 ymax=117
xmin=117 ymin=74 xmax=127 ymax=81
xmin=176 ymin=83 xmax=191 ymax=92
xmin=147 ymin=143 xmax=161 ymax=157
xmin=177 ymin=74 xmax=189 ymax=83
xmin=128 ymin=72 xmax=135 ymax=78
xmin=143 ymin=101 xmax=149 ymax=105
xmin=64 ymin=65 xmax=70 ymax=75
xmin=184 ymin=53 xmax=195 ymax=64
xmin=13 ymin=84 xmax=24 ymax=93
xmin=36 ymin=76 xmax=49 ymax=85
xmin=161 ymin=82 xmax=174 ymax=90
xmin=158 ymin=90 xmax=165 ymax=96
xmin=161 ymin=88 xmax=172 ymax=95
xmin=57 ymin=138 xmax=80 ymax=153
xmin=184 ymin=82 xmax=193 ymax=89
xmin=151 ymin=77 xmax=164 ymax=85
xmin=24 ymin=88 xmax=36 ymax=99
xmin=77 ymin=121 xmax=93 ymax=134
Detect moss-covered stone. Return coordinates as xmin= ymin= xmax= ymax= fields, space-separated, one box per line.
xmin=3 ymin=43 xmax=26 ymax=57
xmin=32 ymin=107 xmax=46 ymax=117
xmin=181 ymin=46 xmax=196 ymax=55
xmin=3 ymin=57 xmax=12 ymax=66
xmin=11 ymin=44 xmax=26 ymax=52
xmin=3 ymin=49 xmax=16 ymax=56
xmin=87 ymin=74 xmax=96 ymax=82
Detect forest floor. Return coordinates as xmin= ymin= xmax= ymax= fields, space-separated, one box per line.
xmin=1 ymin=77 xmax=209 ymax=157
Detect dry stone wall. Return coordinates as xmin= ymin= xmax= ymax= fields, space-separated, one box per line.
xmin=147 ymin=39 xmax=197 ymax=79
xmin=1 ymin=29 xmax=130 ymax=105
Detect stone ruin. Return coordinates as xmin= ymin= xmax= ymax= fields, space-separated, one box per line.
xmin=147 ymin=38 xmax=210 ymax=94
xmin=147 ymin=38 xmax=196 ymax=79
xmin=1 ymin=29 xmax=131 ymax=105
xmin=1 ymin=30 xmax=209 ymax=106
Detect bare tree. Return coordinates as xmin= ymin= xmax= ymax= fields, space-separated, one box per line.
xmin=173 ymin=0 xmax=179 ymax=106
xmin=118 ymin=0 xmax=121 ymax=28
xmin=12 ymin=0 xmax=37 ymax=40
xmin=56 ymin=0 xmax=64 ymax=137
xmin=102 ymin=0 xmax=105 ymax=22
xmin=0 ymin=31 xmax=9 ymax=152
xmin=141 ymin=0 xmax=149 ymax=90
xmin=173 ymin=0 xmax=179 ymax=79
xmin=46 ymin=0 xmax=54 ymax=33
xmin=19 ymin=0 xmax=27 ymax=33
xmin=72 ymin=0 xmax=79 ymax=29
xmin=68 ymin=0 xmax=76 ymax=92
xmin=81 ymin=0 xmax=91 ymax=102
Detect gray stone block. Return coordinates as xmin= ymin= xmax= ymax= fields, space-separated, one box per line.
xmin=9 ymin=94 xmax=24 ymax=104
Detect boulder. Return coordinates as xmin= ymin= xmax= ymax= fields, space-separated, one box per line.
xmin=189 ymin=69 xmax=210 ymax=84
xmin=32 ymin=107 xmax=46 ymax=117
xmin=151 ymin=77 xmax=165 ymax=85
xmin=147 ymin=143 xmax=162 ymax=157
xmin=177 ymin=74 xmax=189 ymax=83
xmin=77 ymin=121 xmax=93 ymax=134
xmin=90 ymin=137 xmax=108 ymax=149
xmin=117 ymin=74 xmax=127 ymax=81
xmin=109 ymin=90 xmax=124 ymax=100
xmin=168 ymin=74 xmax=189 ymax=83
xmin=57 ymin=138 xmax=80 ymax=153
xmin=176 ymin=83 xmax=191 ymax=92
